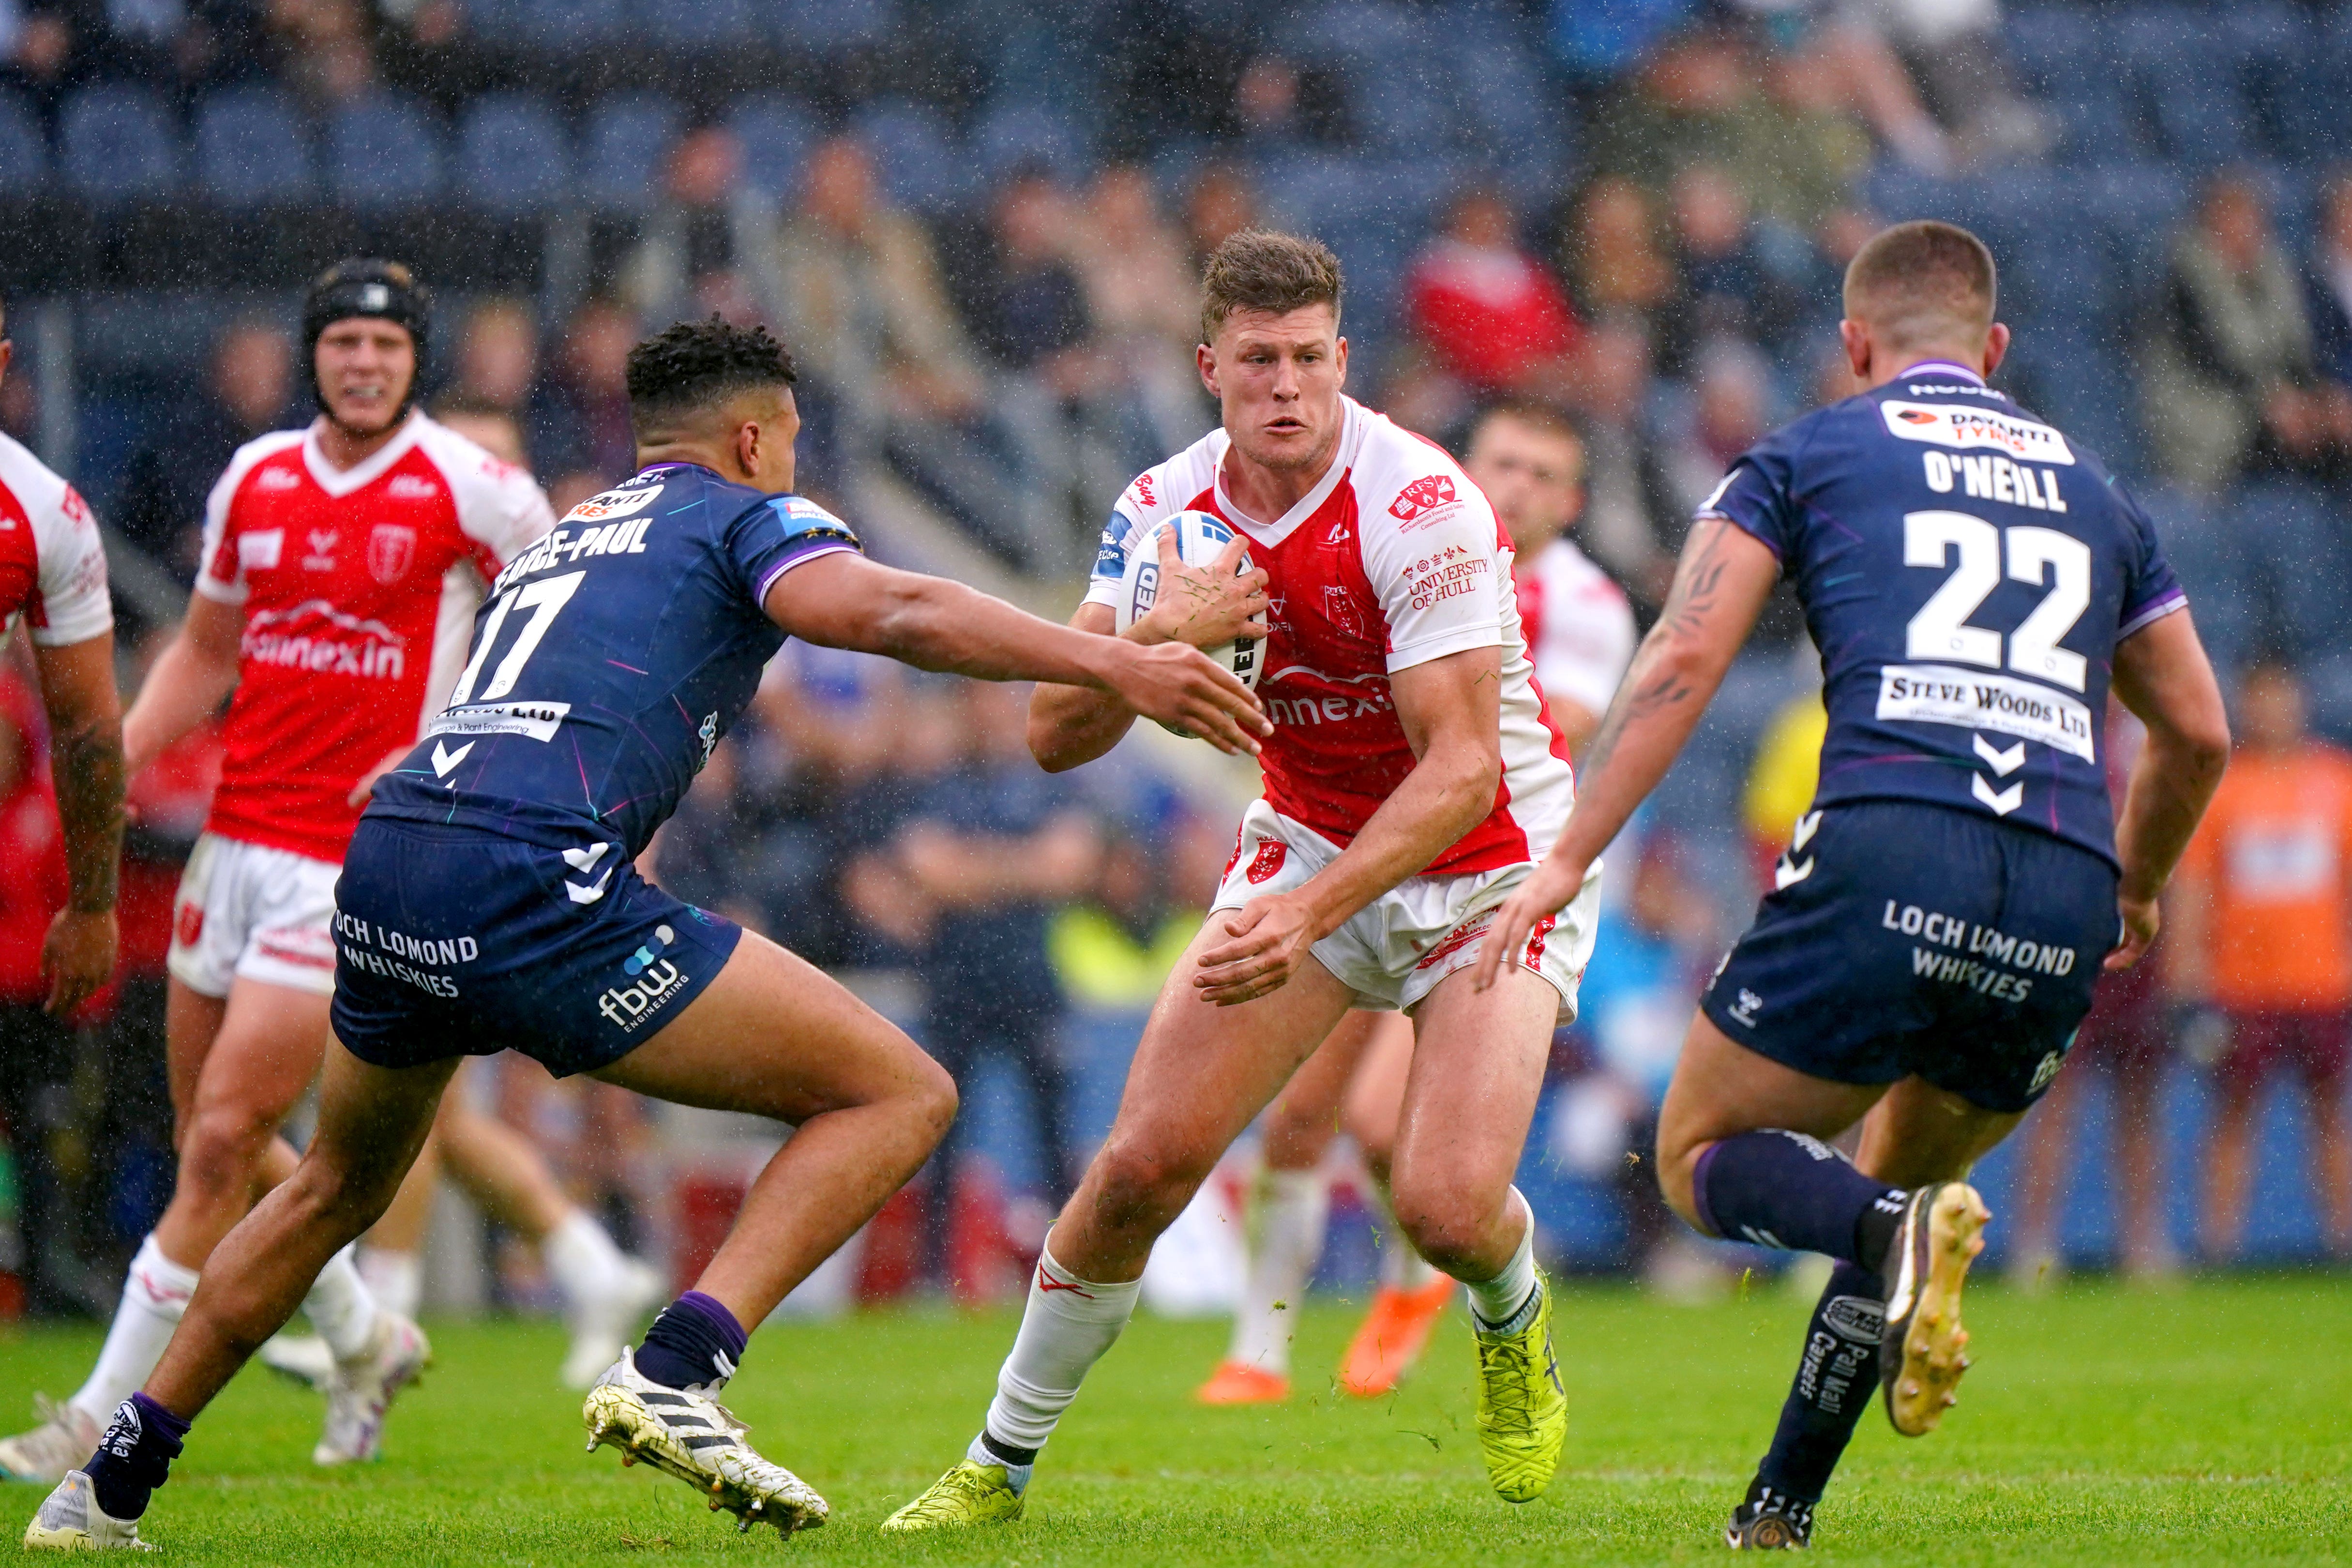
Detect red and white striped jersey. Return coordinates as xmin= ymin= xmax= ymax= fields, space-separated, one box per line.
xmin=194 ymin=411 xmax=554 ymax=864
xmin=1514 ymin=536 xmax=1635 ymax=724
xmin=0 ymin=431 xmax=111 ymax=649
xmin=1086 ymin=396 xmax=1574 ymax=875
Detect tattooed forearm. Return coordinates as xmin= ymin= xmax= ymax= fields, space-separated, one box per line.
xmin=51 ymin=720 xmax=125 ymax=912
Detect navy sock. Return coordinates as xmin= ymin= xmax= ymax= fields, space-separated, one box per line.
xmin=1755 ymin=1261 xmax=1885 ymax=1503
xmin=84 ymin=1393 xmax=189 ymax=1522
xmin=635 ymin=1291 xmax=747 ymax=1391
xmin=1693 ymin=1130 xmax=1904 ymax=1264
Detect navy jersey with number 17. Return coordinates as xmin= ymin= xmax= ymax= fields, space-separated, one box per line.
xmin=1705 ymin=361 xmax=2186 ymax=867
xmin=365 ymin=461 xmax=859 ymax=852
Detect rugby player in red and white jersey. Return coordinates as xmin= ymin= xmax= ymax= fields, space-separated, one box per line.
xmin=0 ymin=298 xmax=124 ymax=1028
xmin=886 ymin=231 xmax=1602 ymax=1530
xmin=0 ymin=262 xmax=562 ymax=1484
xmin=1192 ymin=397 xmax=1639 ymax=1411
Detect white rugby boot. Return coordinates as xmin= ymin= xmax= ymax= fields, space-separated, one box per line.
xmin=561 ymin=1257 xmax=668 ymax=1391
xmin=315 ymin=1312 xmax=430 ymax=1465
xmin=583 ymin=1347 xmax=827 ymax=1536
xmin=22 ymin=1470 xmax=151 ymax=1551
xmin=0 ymin=1397 xmax=99 ymax=1487
xmin=257 ymin=1332 xmax=337 ymax=1390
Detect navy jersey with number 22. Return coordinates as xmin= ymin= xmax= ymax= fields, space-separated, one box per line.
xmin=1705 ymin=362 xmax=2185 ymax=865
xmin=368 ymin=461 xmax=858 ymax=849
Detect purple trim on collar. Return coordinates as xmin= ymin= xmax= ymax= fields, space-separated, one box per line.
xmin=1900 ymin=360 xmax=1986 ymax=386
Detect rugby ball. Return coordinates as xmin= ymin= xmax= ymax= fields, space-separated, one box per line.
xmin=1113 ymin=511 xmax=1262 ymax=734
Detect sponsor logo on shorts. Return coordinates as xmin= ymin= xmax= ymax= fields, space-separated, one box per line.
xmin=2028 ymin=1050 xmax=2064 ymax=1094
xmin=1244 ymin=838 xmax=1288 ymax=884
xmin=1416 ymin=909 xmax=1494 ymax=970
xmin=174 ymin=902 xmax=203 ymax=948
xmin=599 ymin=923 xmax=689 ymax=1032
xmin=1727 ymin=988 xmax=1764 ymax=1026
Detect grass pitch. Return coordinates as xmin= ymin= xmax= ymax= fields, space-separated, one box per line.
xmin=0 ymin=1276 xmax=2343 ymax=1564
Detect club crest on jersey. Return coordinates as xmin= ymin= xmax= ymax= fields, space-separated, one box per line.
xmin=1388 ymin=474 xmax=1458 ymax=522
xmin=367 ymin=524 xmax=416 ymax=584
xmin=1244 ymin=838 xmax=1288 ymax=884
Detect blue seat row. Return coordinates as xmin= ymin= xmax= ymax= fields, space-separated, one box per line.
xmin=2010 ymin=2 xmax=2350 ymax=169
xmin=0 ymin=84 xmax=1120 ymax=215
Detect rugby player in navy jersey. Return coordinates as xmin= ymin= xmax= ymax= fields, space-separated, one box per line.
xmin=24 ymin=317 xmax=1267 ymax=1551
xmin=1475 ymin=222 xmax=2232 ymax=1550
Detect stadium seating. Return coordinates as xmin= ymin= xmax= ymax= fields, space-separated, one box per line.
xmin=324 ymin=94 xmax=448 ymax=211
xmin=580 ymin=94 xmax=682 ymax=211
xmin=455 ymin=92 xmax=574 ymax=214
xmin=59 ymin=82 xmax=180 ymax=203
xmin=728 ymin=96 xmax=819 ymax=198
xmin=193 ymin=88 xmax=316 ymax=208
xmin=850 ymin=99 xmax=977 ymax=216
xmin=0 ymin=91 xmax=46 ymax=194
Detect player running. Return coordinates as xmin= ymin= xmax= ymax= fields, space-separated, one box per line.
xmin=0 ymin=259 xmax=648 ymax=1486
xmin=1474 ymin=221 xmax=2231 ymax=1549
xmin=884 ymin=230 xmax=1598 ymax=1531
xmin=0 ymin=296 xmax=124 ymax=1032
xmin=22 ymin=315 xmax=1263 ymax=1550
xmin=1198 ymin=399 xmax=1633 ymax=1406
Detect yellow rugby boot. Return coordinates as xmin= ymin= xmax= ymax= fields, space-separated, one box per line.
xmin=879 ymin=1458 xmax=1026 ymax=1533
xmin=1879 ymin=1181 xmax=1990 ymax=1438
xmin=1472 ymin=1273 xmax=1567 ymax=1503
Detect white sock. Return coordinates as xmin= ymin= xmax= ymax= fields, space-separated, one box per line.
xmin=69 ymin=1235 xmax=197 ymax=1427
xmin=1464 ymin=1189 xmax=1539 ymax=1332
xmin=1365 ymin=1176 xmax=1439 ymax=1293
xmin=1226 ymin=1168 xmax=1328 ymax=1374
xmin=980 ymin=1243 xmax=1143 ymax=1461
xmin=543 ymin=1210 xmax=629 ymax=1307
xmin=357 ymin=1246 xmax=422 ymax=1321
xmin=304 ymin=1246 xmax=382 ymax=1359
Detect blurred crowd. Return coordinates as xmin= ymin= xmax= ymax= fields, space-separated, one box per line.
xmin=0 ymin=0 xmax=2348 ymax=1315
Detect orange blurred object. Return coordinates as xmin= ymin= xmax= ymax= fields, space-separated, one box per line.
xmin=1337 ymin=1276 xmax=1458 ymax=1398
xmin=1194 ymin=1360 xmax=1288 ymax=1406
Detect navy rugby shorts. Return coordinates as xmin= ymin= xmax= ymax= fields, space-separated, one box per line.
xmin=1700 ymin=800 xmax=2120 ymax=1113
xmin=330 ymin=816 xmax=742 ymax=1077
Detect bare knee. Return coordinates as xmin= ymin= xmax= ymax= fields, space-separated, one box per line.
xmin=178 ymin=1102 xmax=285 ymax=1205
xmin=1389 ymin=1175 xmax=1503 ymax=1276
xmin=1088 ymin=1139 xmax=1211 ymax=1239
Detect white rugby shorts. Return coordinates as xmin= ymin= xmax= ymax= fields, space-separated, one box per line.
xmin=1210 ymin=799 xmax=1602 ymax=1022
xmin=166 ymin=832 xmax=341 ymax=998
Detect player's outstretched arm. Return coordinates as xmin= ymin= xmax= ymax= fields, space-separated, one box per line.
xmin=765 ymin=551 xmax=1269 ymax=759
xmin=1194 ymin=645 xmax=1504 ymax=1007
xmin=1476 ymin=516 xmax=1779 ymax=989
xmin=30 ymin=631 xmax=122 ymax=1016
xmin=1028 ymin=531 xmax=1269 ymax=771
xmin=122 ymin=590 xmax=243 ymax=777
xmin=2107 ymin=607 xmax=2231 ymax=971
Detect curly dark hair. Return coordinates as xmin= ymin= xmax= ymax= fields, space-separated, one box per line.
xmin=625 ymin=315 xmax=798 ymax=435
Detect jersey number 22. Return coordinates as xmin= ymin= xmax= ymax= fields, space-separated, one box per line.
xmin=1903 ymin=511 xmax=2089 ymax=692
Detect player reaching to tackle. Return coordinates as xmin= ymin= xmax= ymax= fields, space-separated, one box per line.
xmin=23 ymin=315 xmax=1264 ymax=1550
xmin=0 ymin=260 xmax=658 ymax=1486
xmin=1473 ymin=222 xmax=2231 ymax=1549
xmin=884 ymin=229 xmax=1598 ymax=1531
